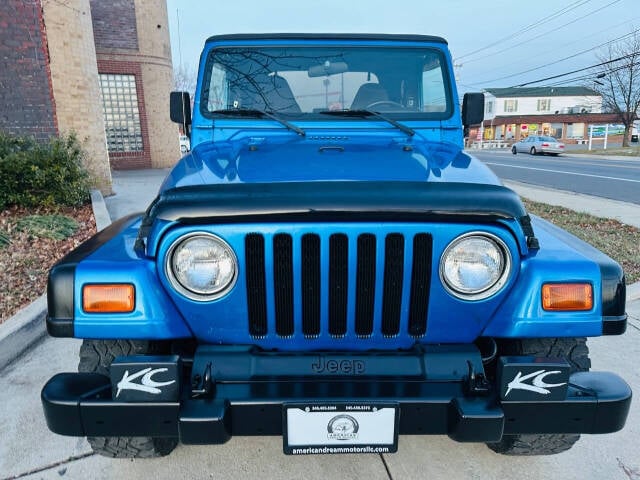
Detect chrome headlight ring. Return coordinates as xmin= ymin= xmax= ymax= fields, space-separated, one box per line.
xmin=439 ymin=231 xmax=512 ymax=301
xmin=165 ymin=232 xmax=238 ymax=301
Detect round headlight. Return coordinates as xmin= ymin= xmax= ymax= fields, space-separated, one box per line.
xmin=440 ymin=232 xmax=510 ymax=300
xmin=166 ymin=233 xmax=238 ymax=301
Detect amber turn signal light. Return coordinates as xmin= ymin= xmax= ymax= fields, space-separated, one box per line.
xmin=542 ymin=283 xmax=593 ymax=311
xmin=83 ymin=284 xmax=135 ymax=313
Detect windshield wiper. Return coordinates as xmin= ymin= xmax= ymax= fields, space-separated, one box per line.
xmin=320 ymin=109 xmax=415 ymax=137
xmin=212 ymin=108 xmax=305 ymax=136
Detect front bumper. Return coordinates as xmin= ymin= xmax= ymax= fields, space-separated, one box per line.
xmin=41 ymin=346 xmax=631 ymax=446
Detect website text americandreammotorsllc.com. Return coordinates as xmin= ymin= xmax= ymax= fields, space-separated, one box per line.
xmin=291 ymin=446 xmax=391 ymax=455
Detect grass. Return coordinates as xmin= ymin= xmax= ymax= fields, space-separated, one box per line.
xmin=0 ymin=230 xmax=9 ymax=248
xmin=569 ymin=146 xmax=640 ymax=156
xmin=523 ymin=199 xmax=640 ymax=284
xmin=16 ymin=214 xmax=78 ymax=241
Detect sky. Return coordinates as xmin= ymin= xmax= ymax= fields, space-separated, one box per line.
xmin=166 ymin=0 xmax=638 ymax=94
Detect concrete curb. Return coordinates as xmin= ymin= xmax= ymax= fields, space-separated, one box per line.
xmin=91 ymin=189 xmax=112 ymax=232
xmin=0 ymin=295 xmax=47 ymax=371
xmin=0 ymin=191 xmax=112 ymax=372
xmin=628 ymin=282 xmax=640 ymax=303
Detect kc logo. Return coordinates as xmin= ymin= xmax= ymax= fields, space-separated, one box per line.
xmin=115 ymin=367 xmax=176 ymax=398
xmin=505 ymin=370 xmax=567 ymax=397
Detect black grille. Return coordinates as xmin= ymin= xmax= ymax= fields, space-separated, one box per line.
xmin=245 ymin=231 xmax=432 ymax=340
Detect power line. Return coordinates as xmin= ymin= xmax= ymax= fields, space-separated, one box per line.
xmin=460 ymin=0 xmax=623 ymax=66
xmin=512 ymin=53 xmax=637 ymax=87
xmin=454 ymin=0 xmax=592 ymax=61
xmin=542 ymin=58 xmax=638 ymax=87
xmin=467 ymin=27 xmax=640 ymax=87
xmin=468 ymin=15 xmax=640 ymax=81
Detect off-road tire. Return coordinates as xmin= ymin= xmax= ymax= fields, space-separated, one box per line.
xmin=78 ymin=339 xmax=178 ymax=458
xmin=486 ymin=338 xmax=590 ymax=456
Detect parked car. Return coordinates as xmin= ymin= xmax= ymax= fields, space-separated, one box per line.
xmin=512 ymin=135 xmax=565 ymax=155
xmin=42 ymin=33 xmax=630 ymax=460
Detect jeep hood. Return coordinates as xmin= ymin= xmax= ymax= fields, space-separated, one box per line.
xmin=161 ymin=135 xmax=500 ymax=191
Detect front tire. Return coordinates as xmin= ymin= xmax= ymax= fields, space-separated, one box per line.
xmin=530 ymin=146 xmax=537 ymax=155
xmin=486 ymin=338 xmax=590 ymax=456
xmin=511 ymin=146 xmax=517 ymax=155
xmin=78 ymin=340 xmax=178 ymax=458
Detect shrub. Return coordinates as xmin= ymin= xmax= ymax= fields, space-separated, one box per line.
xmin=0 ymin=132 xmax=90 ymax=209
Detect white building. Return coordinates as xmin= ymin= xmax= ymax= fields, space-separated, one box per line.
xmin=483 ymin=87 xmax=602 ymax=119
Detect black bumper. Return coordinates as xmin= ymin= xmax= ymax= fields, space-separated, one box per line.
xmin=41 ymin=347 xmax=631 ymax=445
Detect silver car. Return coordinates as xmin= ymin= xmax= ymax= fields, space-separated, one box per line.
xmin=511 ymin=135 xmax=565 ymax=155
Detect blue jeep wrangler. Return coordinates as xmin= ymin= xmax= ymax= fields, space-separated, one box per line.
xmin=42 ymin=34 xmax=631 ymax=458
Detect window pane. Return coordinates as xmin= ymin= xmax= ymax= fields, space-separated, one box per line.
xmin=99 ymin=74 xmax=144 ymax=153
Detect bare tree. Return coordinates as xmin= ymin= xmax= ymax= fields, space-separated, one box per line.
xmin=173 ymin=64 xmax=197 ymax=97
xmin=595 ymin=31 xmax=640 ymax=147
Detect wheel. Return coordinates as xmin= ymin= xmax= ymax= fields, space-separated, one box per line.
xmin=78 ymin=340 xmax=178 ymax=458
xmin=365 ymin=100 xmax=406 ymax=110
xmin=530 ymin=146 xmax=537 ymax=155
xmin=486 ymin=338 xmax=590 ymax=456
xmin=511 ymin=146 xmax=517 ymax=155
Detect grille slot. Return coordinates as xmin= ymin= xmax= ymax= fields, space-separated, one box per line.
xmin=355 ymin=234 xmax=376 ymax=337
xmin=273 ymin=233 xmax=294 ymax=337
xmin=301 ymin=234 xmax=321 ymax=336
xmin=245 ymin=234 xmax=267 ymax=337
xmin=328 ymin=234 xmax=348 ymax=336
xmin=381 ymin=234 xmax=404 ymax=336
xmin=408 ymin=233 xmax=433 ymax=337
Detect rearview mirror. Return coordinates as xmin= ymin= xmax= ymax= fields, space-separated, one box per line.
xmin=462 ymin=92 xmax=484 ymax=128
xmin=308 ymin=61 xmax=348 ymax=78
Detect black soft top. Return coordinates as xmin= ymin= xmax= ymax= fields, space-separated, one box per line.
xmin=205 ymin=33 xmax=448 ymax=45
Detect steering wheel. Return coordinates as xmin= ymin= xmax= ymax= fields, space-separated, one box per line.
xmin=365 ymin=100 xmax=406 ymax=110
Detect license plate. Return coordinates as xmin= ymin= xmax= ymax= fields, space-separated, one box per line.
xmin=283 ymin=403 xmax=398 ymax=455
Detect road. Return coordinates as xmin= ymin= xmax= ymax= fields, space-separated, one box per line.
xmin=472 ymin=150 xmax=640 ymax=205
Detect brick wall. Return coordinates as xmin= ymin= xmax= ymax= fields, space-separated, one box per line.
xmin=0 ymin=0 xmax=57 ymax=141
xmin=90 ymin=0 xmax=138 ymax=51
xmin=134 ymin=0 xmax=177 ymax=168
xmin=42 ymin=0 xmax=112 ymax=193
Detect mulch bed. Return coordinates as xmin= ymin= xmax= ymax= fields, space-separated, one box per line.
xmin=0 ymin=204 xmax=96 ymax=324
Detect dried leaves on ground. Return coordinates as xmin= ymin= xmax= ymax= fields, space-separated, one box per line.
xmin=524 ymin=199 xmax=640 ymax=284
xmin=0 ymin=204 xmax=96 ymax=323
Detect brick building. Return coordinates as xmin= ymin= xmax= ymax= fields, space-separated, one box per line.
xmin=0 ymin=0 xmax=176 ymax=192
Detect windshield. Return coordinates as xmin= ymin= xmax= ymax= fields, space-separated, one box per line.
xmin=201 ymin=46 xmax=452 ymax=120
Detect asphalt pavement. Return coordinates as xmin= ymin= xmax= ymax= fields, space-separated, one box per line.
xmin=1 ymin=167 xmax=639 ymax=480
xmin=473 ymin=150 xmax=640 ymax=205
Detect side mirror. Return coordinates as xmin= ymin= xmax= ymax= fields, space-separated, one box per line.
xmin=170 ymin=91 xmax=192 ymax=136
xmin=462 ymin=92 xmax=484 ymax=128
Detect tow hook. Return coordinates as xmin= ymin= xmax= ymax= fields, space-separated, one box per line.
xmin=465 ymin=361 xmax=491 ymax=396
xmin=191 ymin=362 xmax=214 ymax=398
